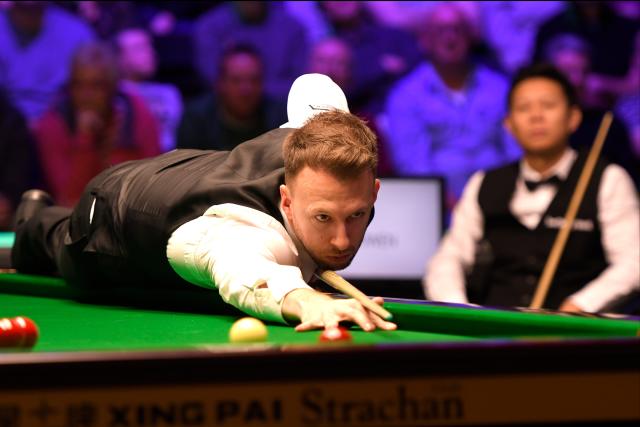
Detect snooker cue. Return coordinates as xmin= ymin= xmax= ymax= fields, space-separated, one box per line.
xmin=317 ymin=270 xmax=394 ymax=321
xmin=529 ymin=111 xmax=613 ymax=309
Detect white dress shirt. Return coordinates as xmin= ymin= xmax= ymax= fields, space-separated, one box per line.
xmin=166 ymin=203 xmax=317 ymax=323
xmin=424 ymin=149 xmax=640 ymax=312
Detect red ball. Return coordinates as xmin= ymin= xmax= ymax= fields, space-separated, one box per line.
xmin=13 ymin=316 xmax=39 ymax=347
xmin=319 ymin=326 xmax=352 ymax=343
xmin=0 ymin=317 xmax=38 ymax=348
xmin=0 ymin=317 xmax=23 ymax=347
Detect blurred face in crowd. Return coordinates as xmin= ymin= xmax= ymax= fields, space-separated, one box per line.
xmin=308 ymin=38 xmax=352 ymax=90
xmin=422 ymin=6 xmax=472 ymax=67
xmin=505 ymin=78 xmax=581 ymax=159
xmin=321 ymin=1 xmax=361 ymax=25
xmin=217 ymin=52 xmax=263 ymax=120
xmin=70 ymin=64 xmax=116 ymax=116
xmin=281 ymin=167 xmax=378 ymax=271
xmin=116 ymin=29 xmax=157 ymax=81
xmin=550 ymin=50 xmax=590 ymax=96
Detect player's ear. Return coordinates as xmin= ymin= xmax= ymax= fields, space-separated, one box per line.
xmin=503 ymin=115 xmax=514 ymax=136
xmin=568 ymin=106 xmax=582 ymax=133
xmin=280 ymin=184 xmax=292 ymax=211
xmin=373 ymin=178 xmax=380 ymax=203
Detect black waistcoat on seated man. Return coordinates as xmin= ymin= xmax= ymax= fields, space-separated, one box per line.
xmin=467 ymin=150 xmax=608 ymax=309
xmin=66 ymin=127 xmax=293 ymax=287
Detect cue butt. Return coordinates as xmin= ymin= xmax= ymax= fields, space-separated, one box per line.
xmin=317 ymin=270 xmax=394 ymax=321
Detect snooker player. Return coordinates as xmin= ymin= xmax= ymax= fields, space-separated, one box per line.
xmin=424 ymin=64 xmax=640 ymax=313
xmin=11 ymin=74 xmax=397 ymax=332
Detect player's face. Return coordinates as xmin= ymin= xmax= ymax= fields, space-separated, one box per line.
xmin=281 ymin=167 xmax=379 ymax=271
xmin=505 ymin=78 xmax=581 ymax=157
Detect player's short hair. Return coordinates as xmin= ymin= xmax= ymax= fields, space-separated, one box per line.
xmin=283 ymin=110 xmax=378 ymax=182
xmin=507 ymin=63 xmax=578 ymax=108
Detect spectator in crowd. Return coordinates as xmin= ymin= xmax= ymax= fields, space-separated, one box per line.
xmin=385 ymin=3 xmax=521 ymax=208
xmin=33 ymin=42 xmax=161 ymax=207
xmin=308 ymin=37 xmax=394 ymax=176
xmin=177 ymin=44 xmax=286 ymax=151
xmin=424 ymin=64 xmax=639 ymax=313
xmin=115 ymin=27 xmax=183 ymax=152
xmin=315 ymin=1 xmax=421 ymax=115
xmin=193 ymin=1 xmax=308 ymax=100
xmin=615 ymin=32 xmax=640 ymax=158
xmin=479 ymin=1 xmax=565 ymax=74
xmin=0 ymin=1 xmax=94 ymax=122
xmin=0 ymin=90 xmax=40 ymax=230
xmin=544 ymin=33 xmax=640 ymax=187
xmin=532 ymin=1 xmax=640 ymax=109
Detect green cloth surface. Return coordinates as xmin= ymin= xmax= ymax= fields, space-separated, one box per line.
xmin=1 ymin=272 xmax=637 ymax=353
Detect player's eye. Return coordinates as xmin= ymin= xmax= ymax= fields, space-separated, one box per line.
xmin=351 ymin=211 xmax=365 ymax=219
xmin=315 ymin=214 xmax=330 ymax=222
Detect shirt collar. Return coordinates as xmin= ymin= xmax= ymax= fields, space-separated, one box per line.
xmin=520 ymin=148 xmax=576 ymax=182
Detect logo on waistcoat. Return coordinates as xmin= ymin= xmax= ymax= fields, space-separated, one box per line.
xmin=544 ymin=216 xmax=594 ymax=231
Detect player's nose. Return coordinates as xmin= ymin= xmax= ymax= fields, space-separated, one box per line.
xmin=331 ymin=224 xmax=351 ymax=251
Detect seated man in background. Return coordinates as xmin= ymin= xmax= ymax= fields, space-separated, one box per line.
xmin=424 ymin=64 xmax=639 ymax=313
xmin=114 ymin=27 xmax=183 ymax=152
xmin=33 ymin=42 xmax=161 ymax=207
xmin=177 ymin=44 xmax=286 ymax=151
xmin=12 ymin=74 xmax=396 ymax=332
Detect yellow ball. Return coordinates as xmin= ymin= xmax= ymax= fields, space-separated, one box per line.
xmin=229 ymin=317 xmax=268 ymax=343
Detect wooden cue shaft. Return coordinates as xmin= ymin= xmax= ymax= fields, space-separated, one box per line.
xmin=318 ymin=270 xmax=394 ymax=320
xmin=529 ymin=111 xmax=614 ymax=309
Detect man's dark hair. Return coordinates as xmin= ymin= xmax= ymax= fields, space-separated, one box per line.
xmin=218 ymin=43 xmax=264 ymax=76
xmin=507 ymin=63 xmax=578 ymax=108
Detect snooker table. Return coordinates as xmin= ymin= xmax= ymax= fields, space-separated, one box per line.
xmin=0 ymin=232 xmax=639 ymax=427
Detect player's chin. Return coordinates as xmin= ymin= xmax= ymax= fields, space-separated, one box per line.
xmin=321 ymin=254 xmax=354 ymax=271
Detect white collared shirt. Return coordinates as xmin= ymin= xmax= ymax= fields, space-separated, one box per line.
xmin=166 ymin=203 xmax=316 ymax=323
xmin=424 ymin=149 xmax=640 ymax=312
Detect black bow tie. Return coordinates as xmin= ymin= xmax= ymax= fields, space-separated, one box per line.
xmin=524 ymin=175 xmax=563 ymax=191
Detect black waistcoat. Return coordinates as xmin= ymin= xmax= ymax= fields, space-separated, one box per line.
xmin=67 ymin=128 xmax=293 ymax=286
xmin=468 ymin=151 xmax=609 ymax=309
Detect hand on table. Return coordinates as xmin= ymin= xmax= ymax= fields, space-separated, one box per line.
xmin=283 ymin=288 xmax=397 ymax=332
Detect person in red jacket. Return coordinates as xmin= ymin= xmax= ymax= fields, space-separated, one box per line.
xmin=34 ymin=42 xmax=161 ymax=207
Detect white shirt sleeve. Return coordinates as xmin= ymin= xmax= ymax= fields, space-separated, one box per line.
xmin=166 ymin=205 xmax=313 ymax=323
xmin=423 ymin=172 xmax=485 ymax=303
xmin=568 ymin=165 xmax=640 ymax=312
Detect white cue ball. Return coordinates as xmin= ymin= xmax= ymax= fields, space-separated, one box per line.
xmin=229 ymin=317 xmax=268 ymax=343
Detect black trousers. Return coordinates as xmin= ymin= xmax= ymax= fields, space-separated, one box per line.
xmin=11 ymin=190 xmax=103 ymax=289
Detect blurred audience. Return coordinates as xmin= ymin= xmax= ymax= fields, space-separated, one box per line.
xmin=0 ymin=1 xmax=94 ymax=122
xmin=72 ymin=1 xmax=137 ymax=39
xmin=479 ymin=1 xmax=565 ymax=74
xmin=177 ymin=44 xmax=286 ymax=151
xmin=0 ymin=90 xmax=40 ymax=230
xmin=193 ymin=1 xmax=308 ymax=100
xmin=385 ymin=3 xmax=521 ymax=208
xmin=533 ymin=1 xmax=640 ymax=109
xmin=614 ymin=31 xmax=640 ymax=158
xmin=115 ymin=27 xmax=183 ymax=152
xmin=33 ymin=42 xmax=160 ymax=207
xmin=544 ymin=33 xmax=640 ymax=187
xmin=315 ymin=1 xmax=421 ymax=115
